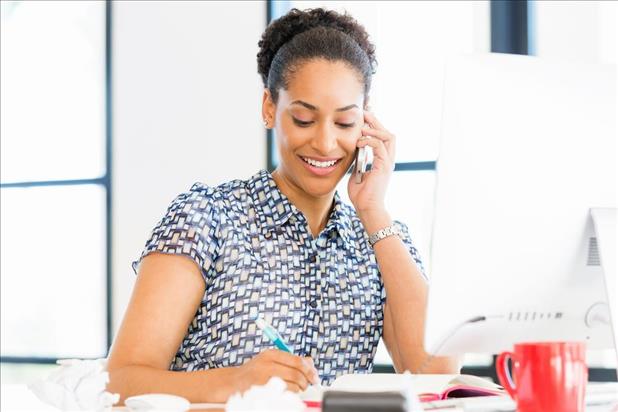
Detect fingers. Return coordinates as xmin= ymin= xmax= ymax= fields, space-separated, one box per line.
xmin=362 ymin=125 xmax=395 ymax=145
xmin=285 ymin=381 xmax=303 ymax=393
xmin=362 ymin=111 xmax=395 ymax=160
xmin=364 ymin=110 xmax=386 ymax=131
xmin=243 ymin=350 xmax=321 ymax=394
xmin=361 ymin=127 xmax=395 ymax=161
xmin=264 ymin=349 xmax=319 ymax=385
xmin=357 ymin=136 xmax=393 ymax=166
xmin=275 ymin=364 xmax=310 ymax=391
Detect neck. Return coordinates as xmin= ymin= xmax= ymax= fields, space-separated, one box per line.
xmin=271 ymin=169 xmax=334 ymax=238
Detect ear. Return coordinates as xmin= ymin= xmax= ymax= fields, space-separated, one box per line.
xmin=363 ymin=95 xmax=371 ymax=111
xmin=262 ymin=89 xmax=276 ymax=127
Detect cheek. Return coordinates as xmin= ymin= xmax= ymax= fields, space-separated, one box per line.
xmin=340 ymin=129 xmax=361 ymax=153
xmin=277 ymin=124 xmax=308 ymax=153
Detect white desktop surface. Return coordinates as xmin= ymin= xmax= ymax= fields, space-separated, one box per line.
xmin=0 ymin=384 xmax=226 ymax=411
xmin=1 ymin=384 xmax=57 ymax=411
xmin=2 ymin=381 xmax=617 ymax=412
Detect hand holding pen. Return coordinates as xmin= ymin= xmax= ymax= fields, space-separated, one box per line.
xmin=234 ymin=317 xmax=320 ymax=393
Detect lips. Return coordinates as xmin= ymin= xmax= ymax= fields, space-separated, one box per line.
xmin=301 ymin=157 xmax=338 ymax=168
xmin=298 ymin=155 xmax=342 ymax=176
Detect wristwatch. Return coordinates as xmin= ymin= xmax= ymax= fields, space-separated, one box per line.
xmin=368 ymin=223 xmax=401 ymax=246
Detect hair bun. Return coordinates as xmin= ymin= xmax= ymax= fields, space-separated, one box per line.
xmin=257 ymin=8 xmax=376 ymax=87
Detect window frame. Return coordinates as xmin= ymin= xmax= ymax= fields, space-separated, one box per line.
xmin=0 ymin=0 xmax=112 ymax=364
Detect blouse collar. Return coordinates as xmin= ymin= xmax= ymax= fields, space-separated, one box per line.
xmin=247 ymin=169 xmax=355 ymax=248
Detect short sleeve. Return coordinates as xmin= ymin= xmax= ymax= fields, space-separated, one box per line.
xmin=395 ymin=220 xmax=428 ymax=282
xmin=132 ymin=184 xmax=220 ymax=284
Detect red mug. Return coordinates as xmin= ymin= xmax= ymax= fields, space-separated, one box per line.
xmin=496 ymin=342 xmax=588 ymax=412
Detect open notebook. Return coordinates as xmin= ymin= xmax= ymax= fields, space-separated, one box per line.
xmin=414 ymin=374 xmax=504 ymax=401
xmin=300 ymin=373 xmax=504 ymax=404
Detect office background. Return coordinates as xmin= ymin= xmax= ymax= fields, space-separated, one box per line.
xmin=1 ymin=0 xmax=616 ymax=384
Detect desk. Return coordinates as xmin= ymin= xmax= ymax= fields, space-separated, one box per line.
xmin=2 ymin=383 xmax=617 ymax=412
xmin=0 ymin=385 xmax=227 ymax=412
xmin=2 ymin=384 xmax=57 ymax=411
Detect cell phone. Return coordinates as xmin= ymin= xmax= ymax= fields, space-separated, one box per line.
xmin=355 ymin=146 xmax=370 ymax=184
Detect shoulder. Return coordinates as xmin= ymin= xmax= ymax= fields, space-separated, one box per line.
xmin=174 ymin=173 xmax=254 ymax=215
xmin=164 ymin=173 xmax=269 ymax=235
xmin=210 ymin=176 xmax=254 ymax=210
xmin=162 ymin=183 xmax=220 ymax=225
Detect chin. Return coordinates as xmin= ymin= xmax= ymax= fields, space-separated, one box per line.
xmin=278 ymin=155 xmax=353 ymax=198
xmin=296 ymin=165 xmax=350 ymax=198
xmin=300 ymin=177 xmax=340 ymax=198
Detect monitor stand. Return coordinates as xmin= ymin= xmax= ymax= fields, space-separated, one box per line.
xmin=590 ymin=208 xmax=617 ymax=377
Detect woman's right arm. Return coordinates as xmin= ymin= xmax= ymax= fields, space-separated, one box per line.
xmin=106 ymin=253 xmax=317 ymax=405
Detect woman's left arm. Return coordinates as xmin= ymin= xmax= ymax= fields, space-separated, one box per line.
xmin=348 ymin=110 xmax=459 ymax=374
xmin=361 ymin=211 xmax=458 ymax=373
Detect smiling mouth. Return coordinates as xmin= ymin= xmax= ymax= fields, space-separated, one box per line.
xmin=300 ymin=156 xmax=341 ymax=168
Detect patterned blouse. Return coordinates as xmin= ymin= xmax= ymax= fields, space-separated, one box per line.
xmin=133 ymin=169 xmax=425 ymax=385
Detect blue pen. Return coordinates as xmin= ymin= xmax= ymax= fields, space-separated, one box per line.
xmin=255 ymin=316 xmax=322 ymax=387
xmin=255 ymin=316 xmax=293 ymax=353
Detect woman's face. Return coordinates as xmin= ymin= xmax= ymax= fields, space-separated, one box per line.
xmin=263 ymin=58 xmax=366 ymax=199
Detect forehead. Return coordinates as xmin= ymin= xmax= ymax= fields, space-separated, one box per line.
xmin=281 ymin=59 xmax=364 ymax=110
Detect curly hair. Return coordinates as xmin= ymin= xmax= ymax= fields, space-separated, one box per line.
xmin=257 ymin=7 xmax=377 ymax=104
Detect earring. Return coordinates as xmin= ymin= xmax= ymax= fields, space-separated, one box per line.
xmin=263 ymin=119 xmax=270 ymax=128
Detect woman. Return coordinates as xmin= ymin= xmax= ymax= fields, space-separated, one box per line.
xmin=107 ymin=7 xmax=458 ymax=404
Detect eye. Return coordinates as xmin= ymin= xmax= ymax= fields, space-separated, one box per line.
xmin=337 ymin=123 xmax=355 ymax=128
xmin=293 ymin=118 xmax=313 ymax=127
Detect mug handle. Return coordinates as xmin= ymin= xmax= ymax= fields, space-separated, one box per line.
xmin=496 ymin=351 xmax=517 ymax=399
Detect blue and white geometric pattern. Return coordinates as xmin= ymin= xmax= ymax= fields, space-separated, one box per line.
xmin=133 ymin=169 xmax=425 ymax=386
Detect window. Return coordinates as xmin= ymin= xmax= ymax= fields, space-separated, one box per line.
xmin=0 ymin=1 xmax=110 ymax=361
xmin=533 ymin=0 xmax=616 ymax=65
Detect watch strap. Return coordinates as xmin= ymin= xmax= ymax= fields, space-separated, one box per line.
xmin=368 ymin=223 xmax=401 ymax=246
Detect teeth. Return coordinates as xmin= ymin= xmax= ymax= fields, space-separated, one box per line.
xmin=302 ymin=157 xmax=337 ymax=168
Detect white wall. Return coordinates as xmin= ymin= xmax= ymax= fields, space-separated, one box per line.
xmin=112 ymin=1 xmax=266 ymax=335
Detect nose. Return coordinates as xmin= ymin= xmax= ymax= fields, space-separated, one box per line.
xmin=311 ymin=123 xmax=338 ymax=155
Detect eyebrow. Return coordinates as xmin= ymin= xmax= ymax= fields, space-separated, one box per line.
xmin=291 ymin=100 xmax=359 ymax=112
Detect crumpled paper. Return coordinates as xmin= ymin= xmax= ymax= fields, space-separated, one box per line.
xmin=28 ymin=358 xmax=120 ymax=411
xmin=225 ymin=377 xmax=305 ymax=411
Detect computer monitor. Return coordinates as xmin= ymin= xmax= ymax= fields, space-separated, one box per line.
xmin=424 ymin=54 xmax=617 ymax=363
